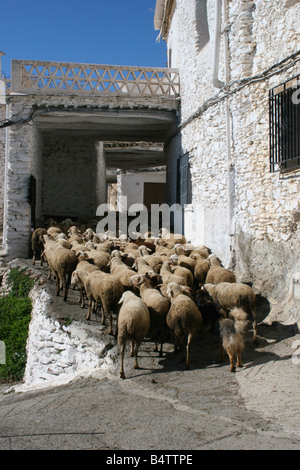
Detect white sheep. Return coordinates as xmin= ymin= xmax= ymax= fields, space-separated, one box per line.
xmin=130 ymin=274 xmax=170 ymax=357
xmin=160 ymin=260 xmax=187 ymax=287
xmin=43 ymin=235 xmax=77 ymax=301
xmin=71 ymin=269 xmax=123 ymax=335
xmin=117 ymin=291 xmax=150 ymax=379
xmin=166 ymin=282 xmax=202 ymax=369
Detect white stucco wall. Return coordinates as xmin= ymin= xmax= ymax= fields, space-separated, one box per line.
xmin=163 ymin=0 xmax=300 ymax=313
xmin=117 ymin=168 xmax=166 ymax=211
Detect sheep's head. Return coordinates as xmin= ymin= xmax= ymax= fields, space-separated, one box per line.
xmin=169 ymin=254 xmax=179 ymax=265
xmin=129 ymin=274 xmax=146 ymax=287
xmin=174 ymin=244 xmax=185 ymax=256
xmin=166 ymin=282 xmax=182 ymax=300
xmin=202 ymin=283 xmax=215 ymax=298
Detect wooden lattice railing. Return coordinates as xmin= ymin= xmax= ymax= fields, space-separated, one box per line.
xmin=11 ymin=60 xmax=180 ymax=98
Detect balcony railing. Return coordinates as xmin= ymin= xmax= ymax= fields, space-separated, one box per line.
xmin=10 ymin=60 xmax=180 ymax=98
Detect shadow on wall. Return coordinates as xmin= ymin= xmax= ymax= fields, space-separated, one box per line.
xmin=195 ymin=0 xmax=210 ymax=51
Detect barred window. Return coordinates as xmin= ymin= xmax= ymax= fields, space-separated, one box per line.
xmin=177 ymin=153 xmax=192 ymax=207
xmin=269 ymin=75 xmax=300 ymax=172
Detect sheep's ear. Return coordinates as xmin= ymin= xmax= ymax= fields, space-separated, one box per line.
xmin=118 ymin=293 xmax=125 ymax=304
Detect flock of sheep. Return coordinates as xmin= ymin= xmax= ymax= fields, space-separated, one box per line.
xmin=31 ymin=220 xmax=258 ymax=378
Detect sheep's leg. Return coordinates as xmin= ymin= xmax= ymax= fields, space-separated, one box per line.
xmin=185 ymin=333 xmax=193 ymax=370
xmin=134 ymin=342 xmax=141 ymax=369
xmin=120 ymin=341 xmax=126 ymax=379
xmin=63 ymin=275 xmax=71 ymax=302
xmin=130 ymin=341 xmax=135 ymax=357
xmin=107 ymin=312 xmax=113 ymax=335
xmin=32 ymin=252 xmax=36 ymax=265
xmin=86 ymin=300 xmax=93 ymax=320
xmin=55 ymin=273 xmax=60 ymax=296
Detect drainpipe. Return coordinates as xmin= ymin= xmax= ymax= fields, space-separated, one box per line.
xmin=212 ymin=0 xmax=236 ymax=268
xmin=212 ymin=0 xmax=225 ymax=89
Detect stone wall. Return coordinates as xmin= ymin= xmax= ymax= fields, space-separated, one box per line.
xmin=164 ymin=0 xmax=300 ymax=318
xmin=42 ymin=137 xmax=106 ymax=220
xmin=0 ymin=103 xmax=6 ymax=241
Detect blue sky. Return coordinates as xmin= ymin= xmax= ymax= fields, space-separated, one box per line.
xmin=0 ymin=0 xmax=167 ymax=78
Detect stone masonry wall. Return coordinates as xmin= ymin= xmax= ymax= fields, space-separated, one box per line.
xmin=165 ymin=0 xmax=300 ymax=317
xmin=0 ymin=104 xmax=6 ymax=241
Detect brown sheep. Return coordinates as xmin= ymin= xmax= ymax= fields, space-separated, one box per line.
xmin=166 ymin=282 xmax=202 ymax=369
xmin=203 ymin=282 xmax=257 ymax=342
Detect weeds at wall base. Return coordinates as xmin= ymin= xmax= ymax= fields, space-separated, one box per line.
xmin=0 ymin=269 xmax=34 ymax=382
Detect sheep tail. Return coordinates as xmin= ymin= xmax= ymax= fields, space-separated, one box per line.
xmin=229 ymin=308 xmax=248 ymax=335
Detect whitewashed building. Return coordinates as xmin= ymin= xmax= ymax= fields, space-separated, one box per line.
xmin=154 ymin=0 xmax=300 ymax=321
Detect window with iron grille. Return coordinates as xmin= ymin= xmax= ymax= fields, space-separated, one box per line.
xmin=269 ymin=75 xmax=300 ymax=172
xmin=177 ymin=153 xmax=192 ymax=206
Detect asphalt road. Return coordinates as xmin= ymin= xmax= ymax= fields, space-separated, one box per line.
xmin=1 ymin=324 xmax=300 ymax=451
xmin=0 ymin=258 xmax=299 ymax=452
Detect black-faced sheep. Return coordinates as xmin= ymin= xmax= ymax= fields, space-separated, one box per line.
xmin=203 ymin=282 xmax=257 ymax=342
xmin=166 ymin=282 xmax=202 ymax=369
xmin=130 ymin=274 xmax=170 ymax=357
xmin=117 ymin=291 xmax=150 ymax=379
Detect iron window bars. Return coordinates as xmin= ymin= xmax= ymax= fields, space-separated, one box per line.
xmin=177 ymin=153 xmax=192 ymax=207
xmin=269 ymin=74 xmax=300 ymax=172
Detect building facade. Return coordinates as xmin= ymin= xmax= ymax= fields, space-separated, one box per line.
xmin=155 ymin=0 xmax=300 ymax=322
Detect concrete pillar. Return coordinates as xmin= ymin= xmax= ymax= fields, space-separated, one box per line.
xmin=95 ymin=141 xmax=107 ymax=210
xmin=2 ymin=105 xmax=41 ymax=259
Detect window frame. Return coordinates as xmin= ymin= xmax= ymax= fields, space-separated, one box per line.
xmin=269 ymin=74 xmax=300 ymax=173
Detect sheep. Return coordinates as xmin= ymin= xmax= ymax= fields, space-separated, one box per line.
xmin=203 ymin=282 xmax=257 ymax=342
xmin=47 ymin=226 xmax=63 ymax=239
xmin=189 ymin=246 xmax=210 ymax=260
xmin=109 ymin=257 xmax=138 ymax=292
xmin=31 ymin=228 xmax=47 ymax=265
xmin=194 ymin=287 xmax=227 ymax=333
xmin=137 ymin=245 xmax=165 ymax=273
xmin=71 ymin=269 xmax=123 ymax=334
xmin=133 ymin=257 xmax=161 ymax=284
xmin=171 ymin=244 xmax=196 ymax=273
xmin=43 ymin=236 xmax=77 ymax=301
xmin=194 ymin=257 xmax=210 ymax=283
xmin=75 ymin=255 xmax=100 ymax=307
xmin=160 ymin=260 xmax=188 ymax=287
xmin=159 ymin=229 xmax=186 ymax=245
xmin=130 ymin=274 xmax=170 ymax=357
xmin=84 ymin=249 xmax=110 ymax=272
xmin=169 ymin=254 xmax=194 ymax=287
xmin=117 ymin=291 xmax=150 ymax=379
xmin=205 ymin=265 xmax=236 ymax=284
xmin=166 ymin=282 xmax=202 ymax=369
xmin=218 ymin=308 xmax=249 ymax=372
xmin=55 ymin=233 xmax=72 ymax=250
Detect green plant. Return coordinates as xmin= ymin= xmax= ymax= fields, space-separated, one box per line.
xmin=0 ymin=269 xmax=34 ymax=382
